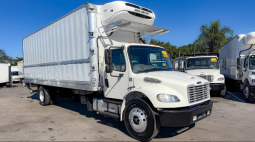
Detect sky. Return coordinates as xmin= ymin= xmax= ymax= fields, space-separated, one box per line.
xmin=0 ymin=0 xmax=255 ymax=58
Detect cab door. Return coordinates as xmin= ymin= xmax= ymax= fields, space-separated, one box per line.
xmin=104 ymin=48 xmax=129 ymax=100
xmin=242 ymin=57 xmax=249 ymax=83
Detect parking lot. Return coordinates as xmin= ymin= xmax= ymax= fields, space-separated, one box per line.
xmin=0 ymin=83 xmax=255 ymax=141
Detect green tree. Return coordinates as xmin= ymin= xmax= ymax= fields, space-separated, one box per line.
xmin=196 ymin=20 xmax=233 ymax=52
xmin=0 ymin=49 xmax=23 ymax=65
xmin=0 ymin=49 xmax=11 ymax=63
xmin=11 ymin=57 xmax=23 ymax=66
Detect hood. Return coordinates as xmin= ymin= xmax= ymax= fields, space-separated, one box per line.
xmin=185 ymin=69 xmax=220 ymax=76
xmin=134 ymin=71 xmax=209 ymax=88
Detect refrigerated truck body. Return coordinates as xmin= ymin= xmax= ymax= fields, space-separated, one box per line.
xmin=0 ymin=63 xmax=12 ymax=87
xmin=219 ymin=32 xmax=255 ymax=103
xmin=23 ymin=1 xmax=213 ymax=141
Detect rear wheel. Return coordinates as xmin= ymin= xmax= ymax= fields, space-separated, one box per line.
xmin=38 ymin=86 xmax=51 ymax=106
xmin=124 ymin=99 xmax=159 ymax=141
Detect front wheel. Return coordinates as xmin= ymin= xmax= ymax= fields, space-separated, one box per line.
xmin=243 ymin=82 xmax=255 ymax=103
xmin=124 ymin=99 xmax=159 ymax=141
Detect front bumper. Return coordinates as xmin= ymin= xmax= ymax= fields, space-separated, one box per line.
xmin=158 ymin=101 xmax=213 ymax=127
xmin=210 ymin=83 xmax=225 ymax=91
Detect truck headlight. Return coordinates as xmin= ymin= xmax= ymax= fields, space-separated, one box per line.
xmin=217 ymin=77 xmax=224 ymax=81
xmin=157 ymin=94 xmax=180 ymax=102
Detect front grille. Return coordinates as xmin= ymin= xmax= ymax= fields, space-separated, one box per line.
xmin=188 ymin=84 xmax=210 ymax=103
xmin=199 ymin=75 xmax=214 ymax=82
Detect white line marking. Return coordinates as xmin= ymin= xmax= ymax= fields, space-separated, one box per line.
xmin=226 ymin=91 xmax=245 ymax=103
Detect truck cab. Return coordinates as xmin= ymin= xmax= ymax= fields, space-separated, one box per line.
xmin=239 ymin=53 xmax=255 ymax=101
xmin=11 ymin=66 xmax=20 ymax=82
xmin=172 ymin=53 xmax=226 ymax=97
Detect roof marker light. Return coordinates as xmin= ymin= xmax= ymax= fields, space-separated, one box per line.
xmin=128 ymin=42 xmax=132 ymax=43
xmin=139 ymin=42 xmax=142 ymax=44
xmin=151 ymin=44 xmax=154 ymax=45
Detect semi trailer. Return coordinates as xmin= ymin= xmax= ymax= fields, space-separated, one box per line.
xmin=219 ymin=32 xmax=255 ymax=103
xmin=23 ymin=1 xmax=213 ymax=141
xmin=172 ymin=53 xmax=226 ymax=97
xmin=0 ymin=63 xmax=12 ymax=87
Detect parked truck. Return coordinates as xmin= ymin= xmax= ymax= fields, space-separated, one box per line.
xmin=172 ymin=53 xmax=226 ymax=97
xmin=23 ymin=1 xmax=213 ymax=141
xmin=0 ymin=63 xmax=12 ymax=87
xmin=11 ymin=66 xmax=20 ymax=82
xmin=219 ymin=32 xmax=255 ymax=103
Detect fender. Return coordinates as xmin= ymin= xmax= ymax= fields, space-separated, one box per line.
xmin=119 ymin=84 xmax=187 ymax=121
xmin=246 ymin=75 xmax=255 ymax=86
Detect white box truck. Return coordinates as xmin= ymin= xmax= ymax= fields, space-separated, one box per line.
xmin=0 ymin=63 xmax=12 ymax=87
xmin=11 ymin=66 xmax=20 ymax=82
xmin=219 ymin=32 xmax=255 ymax=103
xmin=23 ymin=1 xmax=213 ymax=141
xmin=172 ymin=53 xmax=226 ymax=97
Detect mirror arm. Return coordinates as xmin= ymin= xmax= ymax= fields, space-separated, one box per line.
xmin=110 ymin=72 xmax=123 ymax=78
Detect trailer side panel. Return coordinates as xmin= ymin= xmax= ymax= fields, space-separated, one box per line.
xmin=23 ymin=6 xmax=93 ymax=90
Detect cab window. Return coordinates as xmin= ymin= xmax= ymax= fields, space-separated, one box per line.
xmin=111 ymin=49 xmax=126 ymax=72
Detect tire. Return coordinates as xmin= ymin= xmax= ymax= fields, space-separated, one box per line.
xmin=243 ymin=82 xmax=255 ymax=103
xmin=38 ymin=86 xmax=51 ymax=106
xmin=123 ymin=99 xmax=159 ymax=141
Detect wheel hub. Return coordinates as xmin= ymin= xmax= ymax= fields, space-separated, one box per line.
xmin=129 ymin=107 xmax=147 ymax=132
xmin=39 ymin=90 xmax=44 ymax=103
xmin=244 ymin=86 xmax=249 ymax=99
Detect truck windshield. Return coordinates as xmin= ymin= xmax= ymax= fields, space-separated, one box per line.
xmin=186 ymin=57 xmax=219 ymax=70
xmin=128 ymin=46 xmax=173 ymax=73
xmin=249 ymin=55 xmax=255 ymax=70
xmin=11 ymin=71 xmax=19 ymax=76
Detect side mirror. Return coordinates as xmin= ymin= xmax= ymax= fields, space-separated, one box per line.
xmin=105 ymin=65 xmax=112 ymax=73
xmin=105 ymin=49 xmax=112 ymax=65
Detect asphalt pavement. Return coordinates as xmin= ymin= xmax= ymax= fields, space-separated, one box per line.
xmin=0 ymin=83 xmax=254 ymax=141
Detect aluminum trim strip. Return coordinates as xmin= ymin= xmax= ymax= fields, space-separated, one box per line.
xmin=24 ymin=59 xmax=90 ymax=68
xmin=24 ymin=78 xmax=92 ymax=91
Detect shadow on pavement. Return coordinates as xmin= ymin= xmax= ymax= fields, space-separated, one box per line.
xmin=223 ymin=91 xmax=248 ymax=103
xmin=27 ymin=92 xmax=194 ymax=140
xmin=155 ymin=124 xmax=195 ymax=139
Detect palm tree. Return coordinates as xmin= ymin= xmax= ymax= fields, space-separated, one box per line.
xmin=195 ymin=20 xmax=233 ymax=52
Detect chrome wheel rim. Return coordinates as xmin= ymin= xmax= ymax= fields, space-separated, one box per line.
xmin=128 ymin=107 xmax=147 ymax=132
xmin=39 ymin=90 xmax=44 ymax=103
xmin=243 ymin=86 xmax=249 ymax=99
